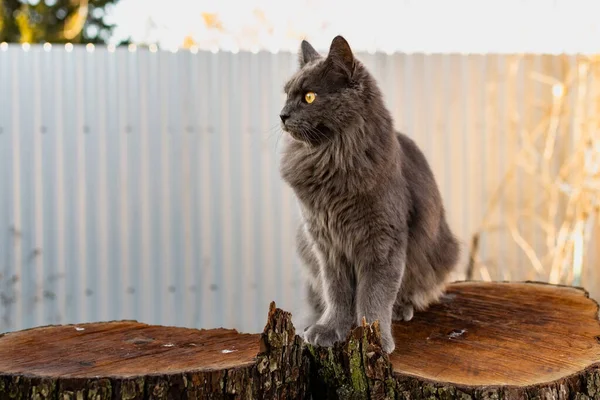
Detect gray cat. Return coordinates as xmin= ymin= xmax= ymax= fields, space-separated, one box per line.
xmin=279 ymin=35 xmax=459 ymax=353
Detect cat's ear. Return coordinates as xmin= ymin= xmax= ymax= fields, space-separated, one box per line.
xmin=327 ymin=35 xmax=354 ymax=76
xmin=299 ymin=40 xmax=321 ymax=68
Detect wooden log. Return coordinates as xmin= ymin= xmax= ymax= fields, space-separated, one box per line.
xmin=2 ymin=282 xmax=600 ymax=399
xmin=309 ymin=281 xmax=600 ymax=399
xmin=0 ymin=303 xmax=309 ymax=399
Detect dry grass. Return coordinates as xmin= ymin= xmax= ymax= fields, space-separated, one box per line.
xmin=467 ymin=55 xmax=600 ymax=288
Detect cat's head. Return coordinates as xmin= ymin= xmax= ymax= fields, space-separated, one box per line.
xmin=280 ymin=35 xmax=372 ymax=145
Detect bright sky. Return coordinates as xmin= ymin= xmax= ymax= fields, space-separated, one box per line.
xmin=109 ymin=0 xmax=600 ymax=53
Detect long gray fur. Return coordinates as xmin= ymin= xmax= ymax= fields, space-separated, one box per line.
xmin=279 ymin=35 xmax=459 ymax=353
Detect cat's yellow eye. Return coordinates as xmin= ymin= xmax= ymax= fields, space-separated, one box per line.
xmin=305 ymin=92 xmax=316 ymax=104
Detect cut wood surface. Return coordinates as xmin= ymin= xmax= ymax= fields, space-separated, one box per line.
xmin=0 ymin=322 xmax=261 ymax=378
xmin=2 ymin=281 xmax=600 ymax=399
xmin=0 ymin=304 xmax=308 ymax=399
xmin=390 ymin=281 xmax=600 ymax=387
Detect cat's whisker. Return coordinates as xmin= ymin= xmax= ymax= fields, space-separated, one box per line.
xmin=267 ymin=122 xmax=282 ymax=133
xmin=308 ymin=126 xmax=335 ymax=149
xmin=309 ymin=126 xmax=331 ymax=144
xmin=273 ymin=127 xmax=285 ymax=153
xmin=264 ymin=123 xmax=284 ymax=141
xmin=299 ymin=128 xmax=317 ymax=156
xmin=261 ymin=124 xmax=288 ymax=155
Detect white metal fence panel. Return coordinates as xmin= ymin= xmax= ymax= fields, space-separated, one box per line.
xmin=0 ymin=45 xmax=596 ymax=334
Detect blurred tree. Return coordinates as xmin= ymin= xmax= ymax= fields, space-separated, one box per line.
xmin=0 ymin=0 xmax=122 ymax=44
xmin=182 ymin=34 xmax=196 ymax=49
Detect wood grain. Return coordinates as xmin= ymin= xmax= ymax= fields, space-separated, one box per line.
xmin=0 ymin=304 xmax=308 ymax=399
xmin=390 ymin=282 xmax=600 ymax=387
xmin=0 ymin=322 xmax=260 ymax=378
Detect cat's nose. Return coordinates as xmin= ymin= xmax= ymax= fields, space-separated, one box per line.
xmin=279 ymin=113 xmax=290 ymax=123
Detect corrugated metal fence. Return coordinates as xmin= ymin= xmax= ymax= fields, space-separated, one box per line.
xmin=0 ymin=45 xmax=597 ymax=334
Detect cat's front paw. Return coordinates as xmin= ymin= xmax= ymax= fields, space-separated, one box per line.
xmin=393 ymin=302 xmax=414 ymax=322
xmin=304 ymin=323 xmax=350 ymax=348
xmin=400 ymin=303 xmax=414 ymax=321
xmin=381 ymin=330 xmax=395 ymax=354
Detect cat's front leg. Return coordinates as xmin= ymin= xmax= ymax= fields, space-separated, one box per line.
xmin=356 ymin=245 xmax=406 ymax=354
xmin=304 ymin=257 xmax=355 ymax=348
xmin=296 ymin=282 xmax=324 ymax=336
xmin=296 ymin=226 xmax=326 ymax=333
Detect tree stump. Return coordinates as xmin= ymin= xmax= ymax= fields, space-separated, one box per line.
xmin=2 ymin=282 xmax=600 ymax=400
xmin=308 ymin=282 xmax=600 ymax=399
xmin=0 ymin=303 xmax=309 ymax=399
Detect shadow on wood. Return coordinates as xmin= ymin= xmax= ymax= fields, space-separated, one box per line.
xmin=2 ymin=282 xmax=600 ymax=399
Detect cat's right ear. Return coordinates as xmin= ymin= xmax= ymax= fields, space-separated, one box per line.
xmin=299 ymin=40 xmax=321 ymax=68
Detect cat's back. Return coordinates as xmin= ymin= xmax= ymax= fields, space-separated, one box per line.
xmin=395 ymin=131 xmax=446 ymax=238
xmin=396 ymin=133 xmax=432 ymax=174
xmin=396 ymin=132 xmax=439 ymax=191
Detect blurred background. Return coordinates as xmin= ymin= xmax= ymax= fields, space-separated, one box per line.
xmin=0 ymin=0 xmax=599 ymax=334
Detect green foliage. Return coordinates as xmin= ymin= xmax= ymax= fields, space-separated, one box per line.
xmin=0 ymin=0 xmax=121 ymax=44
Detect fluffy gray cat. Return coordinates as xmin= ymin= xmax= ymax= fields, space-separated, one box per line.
xmin=279 ymin=35 xmax=459 ymax=353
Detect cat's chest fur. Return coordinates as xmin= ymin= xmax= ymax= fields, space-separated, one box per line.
xmin=281 ymin=137 xmax=393 ymax=263
xmin=297 ymin=183 xmax=380 ymax=267
xmin=301 ymin=202 xmax=350 ymax=255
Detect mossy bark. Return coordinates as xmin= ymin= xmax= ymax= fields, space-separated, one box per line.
xmin=307 ymin=320 xmax=396 ymax=400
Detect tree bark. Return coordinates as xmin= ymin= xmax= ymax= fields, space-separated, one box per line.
xmin=1 ymin=282 xmax=600 ymax=399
